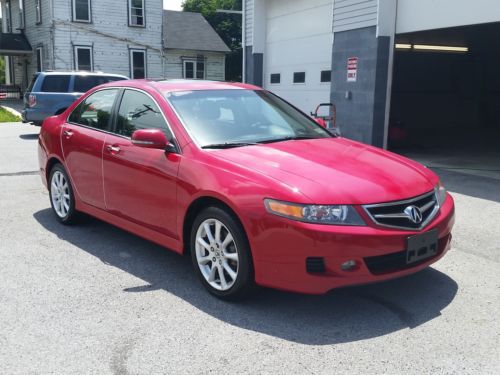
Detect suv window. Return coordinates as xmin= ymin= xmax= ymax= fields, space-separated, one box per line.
xmin=69 ymin=89 xmax=118 ymax=130
xmin=27 ymin=74 xmax=39 ymax=93
xmin=41 ymin=75 xmax=71 ymax=92
xmin=74 ymin=75 xmax=125 ymax=93
xmin=115 ymin=90 xmax=172 ymax=139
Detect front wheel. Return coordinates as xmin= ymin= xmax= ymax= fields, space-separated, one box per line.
xmin=49 ymin=164 xmax=77 ymax=224
xmin=190 ymin=206 xmax=254 ymax=300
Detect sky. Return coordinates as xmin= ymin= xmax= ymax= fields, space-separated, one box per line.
xmin=163 ymin=0 xmax=183 ymax=11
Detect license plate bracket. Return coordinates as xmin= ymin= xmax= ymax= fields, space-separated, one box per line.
xmin=406 ymin=229 xmax=438 ymax=264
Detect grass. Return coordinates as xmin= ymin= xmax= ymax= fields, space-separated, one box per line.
xmin=0 ymin=107 xmax=21 ymax=122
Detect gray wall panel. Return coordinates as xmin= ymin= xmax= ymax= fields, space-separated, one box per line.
xmin=330 ymin=26 xmax=390 ymax=147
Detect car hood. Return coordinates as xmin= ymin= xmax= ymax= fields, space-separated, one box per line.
xmin=210 ymin=137 xmax=438 ymax=205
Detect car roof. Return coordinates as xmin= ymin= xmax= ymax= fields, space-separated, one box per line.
xmin=39 ymin=71 xmax=128 ymax=78
xmin=98 ymin=79 xmax=262 ymax=93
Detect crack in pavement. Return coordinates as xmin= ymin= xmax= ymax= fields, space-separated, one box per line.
xmin=0 ymin=171 xmax=39 ymax=177
xmin=110 ymin=339 xmax=136 ymax=375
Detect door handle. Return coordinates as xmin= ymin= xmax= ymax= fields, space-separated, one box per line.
xmin=106 ymin=145 xmax=121 ymax=154
xmin=63 ymin=130 xmax=73 ymax=138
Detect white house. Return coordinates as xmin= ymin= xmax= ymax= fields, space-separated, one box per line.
xmin=163 ymin=10 xmax=230 ymax=81
xmin=0 ymin=1 xmax=228 ymax=93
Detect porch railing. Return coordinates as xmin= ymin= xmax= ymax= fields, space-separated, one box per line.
xmin=0 ymin=85 xmax=22 ymax=99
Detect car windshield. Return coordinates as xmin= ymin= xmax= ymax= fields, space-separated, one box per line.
xmin=165 ymin=89 xmax=332 ymax=148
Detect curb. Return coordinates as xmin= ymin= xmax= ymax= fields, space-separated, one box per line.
xmin=1 ymin=105 xmax=22 ymax=118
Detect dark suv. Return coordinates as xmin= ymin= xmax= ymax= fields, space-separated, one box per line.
xmin=22 ymin=71 xmax=128 ymax=126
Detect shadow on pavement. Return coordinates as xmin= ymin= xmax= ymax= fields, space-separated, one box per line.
xmin=19 ymin=133 xmax=39 ymax=140
xmin=34 ymin=208 xmax=458 ymax=345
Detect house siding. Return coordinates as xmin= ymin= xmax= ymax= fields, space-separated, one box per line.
xmin=164 ymin=49 xmax=225 ymax=81
xmin=24 ymin=0 xmax=55 ymax=78
xmin=3 ymin=1 xmax=227 ymax=90
xmin=51 ymin=0 xmax=163 ymax=77
xmin=333 ymin=0 xmax=377 ymax=33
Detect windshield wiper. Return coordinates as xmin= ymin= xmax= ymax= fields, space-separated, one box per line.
xmin=202 ymin=142 xmax=260 ymax=149
xmin=259 ymin=135 xmax=321 ymax=144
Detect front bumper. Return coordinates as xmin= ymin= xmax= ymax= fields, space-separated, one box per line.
xmin=251 ymin=194 xmax=455 ymax=294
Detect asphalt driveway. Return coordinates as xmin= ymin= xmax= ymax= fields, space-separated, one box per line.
xmin=1 ymin=122 xmax=499 ymax=374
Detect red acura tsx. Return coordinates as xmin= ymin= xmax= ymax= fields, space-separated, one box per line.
xmin=38 ymin=79 xmax=455 ymax=299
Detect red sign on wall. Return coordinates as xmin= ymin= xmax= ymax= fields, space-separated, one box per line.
xmin=347 ymin=57 xmax=358 ymax=82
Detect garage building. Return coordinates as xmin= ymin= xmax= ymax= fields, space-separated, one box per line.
xmin=244 ymin=0 xmax=500 ymax=169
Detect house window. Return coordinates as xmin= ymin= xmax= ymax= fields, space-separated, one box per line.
xmin=130 ymin=49 xmax=146 ymax=79
xmin=320 ymin=70 xmax=331 ymax=83
xmin=293 ymin=72 xmax=306 ymax=84
xmin=35 ymin=0 xmax=42 ymax=24
xmin=36 ymin=47 xmax=43 ymax=72
xmin=74 ymin=46 xmax=93 ymax=71
xmin=129 ymin=0 xmax=145 ymax=27
xmin=270 ymin=73 xmax=280 ymax=84
xmin=18 ymin=0 xmax=24 ymax=29
xmin=183 ymin=60 xmax=205 ymax=79
xmin=73 ymin=0 xmax=91 ymax=22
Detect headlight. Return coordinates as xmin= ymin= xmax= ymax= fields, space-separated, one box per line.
xmin=435 ymin=181 xmax=447 ymax=206
xmin=264 ymin=199 xmax=366 ymax=226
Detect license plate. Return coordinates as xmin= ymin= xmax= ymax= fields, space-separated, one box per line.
xmin=406 ymin=229 xmax=438 ymax=264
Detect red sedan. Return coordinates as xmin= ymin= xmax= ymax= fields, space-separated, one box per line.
xmin=38 ymin=80 xmax=455 ymax=299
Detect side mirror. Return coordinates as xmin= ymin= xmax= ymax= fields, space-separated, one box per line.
xmin=314 ymin=118 xmax=327 ymax=128
xmin=311 ymin=103 xmax=336 ymax=129
xmin=131 ymin=129 xmax=169 ymax=150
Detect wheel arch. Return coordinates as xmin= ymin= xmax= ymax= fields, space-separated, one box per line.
xmin=45 ymin=156 xmax=64 ymax=185
xmin=182 ymin=196 xmax=251 ymax=258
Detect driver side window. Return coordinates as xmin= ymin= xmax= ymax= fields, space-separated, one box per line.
xmin=115 ymin=90 xmax=173 ymax=140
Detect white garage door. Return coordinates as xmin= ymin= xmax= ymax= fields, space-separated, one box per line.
xmin=263 ymin=0 xmax=333 ymax=115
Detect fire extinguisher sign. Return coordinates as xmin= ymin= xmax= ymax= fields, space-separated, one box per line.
xmin=347 ymin=57 xmax=358 ymax=82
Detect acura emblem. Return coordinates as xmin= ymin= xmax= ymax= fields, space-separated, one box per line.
xmin=404 ymin=205 xmax=423 ymax=224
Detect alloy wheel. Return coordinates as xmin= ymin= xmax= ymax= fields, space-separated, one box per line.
xmin=195 ymin=218 xmax=239 ymax=291
xmin=50 ymin=170 xmax=71 ymax=218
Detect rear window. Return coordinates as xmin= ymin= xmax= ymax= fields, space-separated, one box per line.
xmin=73 ymin=75 xmax=126 ymax=93
xmin=41 ymin=75 xmax=71 ymax=93
xmin=27 ymin=74 xmax=39 ymax=93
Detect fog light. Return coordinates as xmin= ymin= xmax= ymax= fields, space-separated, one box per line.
xmin=341 ymin=260 xmax=358 ymax=271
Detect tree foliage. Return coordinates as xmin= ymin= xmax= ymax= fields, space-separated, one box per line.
xmin=182 ymin=0 xmax=242 ymax=82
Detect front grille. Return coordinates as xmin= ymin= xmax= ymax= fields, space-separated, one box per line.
xmin=363 ymin=191 xmax=439 ymax=230
xmin=306 ymin=257 xmax=326 ymax=274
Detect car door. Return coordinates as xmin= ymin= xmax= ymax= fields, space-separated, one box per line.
xmin=102 ymin=89 xmax=181 ymax=238
xmin=62 ymin=88 xmax=119 ymax=209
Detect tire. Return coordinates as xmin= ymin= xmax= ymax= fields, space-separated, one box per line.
xmin=190 ymin=206 xmax=255 ymax=300
xmin=48 ymin=164 xmax=78 ymax=225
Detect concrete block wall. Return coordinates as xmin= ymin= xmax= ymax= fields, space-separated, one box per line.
xmin=330 ymin=26 xmax=389 ymax=147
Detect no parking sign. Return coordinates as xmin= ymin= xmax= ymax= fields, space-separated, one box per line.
xmin=347 ymin=57 xmax=358 ymax=82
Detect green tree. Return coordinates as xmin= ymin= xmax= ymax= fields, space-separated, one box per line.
xmin=183 ymin=0 xmax=242 ymax=82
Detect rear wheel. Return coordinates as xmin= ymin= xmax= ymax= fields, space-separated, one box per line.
xmin=49 ymin=164 xmax=77 ymax=224
xmin=190 ymin=206 xmax=254 ymax=300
